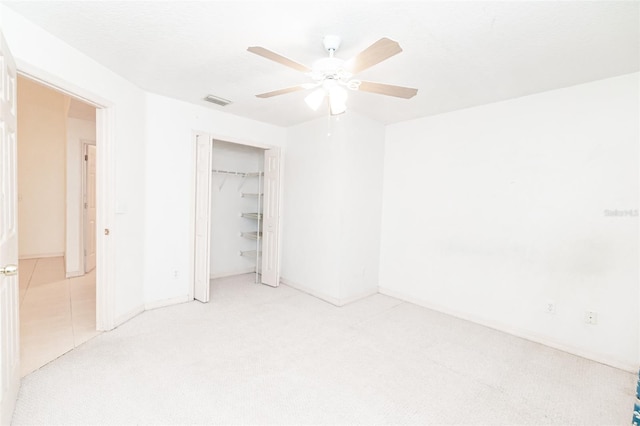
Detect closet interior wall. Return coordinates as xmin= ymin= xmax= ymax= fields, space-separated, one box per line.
xmin=210 ymin=140 xmax=264 ymax=279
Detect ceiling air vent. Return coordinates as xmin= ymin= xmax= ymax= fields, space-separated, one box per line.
xmin=204 ymin=94 xmax=232 ymax=106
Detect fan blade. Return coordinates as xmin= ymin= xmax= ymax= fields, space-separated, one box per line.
xmin=256 ymin=85 xmax=310 ymax=98
xmin=344 ymin=38 xmax=403 ymax=74
xmin=248 ymin=46 xmax=311 ymax=73
xmin=358 ymin=81 xmax=418 ymax=99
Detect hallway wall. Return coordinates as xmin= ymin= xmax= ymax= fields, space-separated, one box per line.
xmin=17 ymin=76 xmax=67 ymax=259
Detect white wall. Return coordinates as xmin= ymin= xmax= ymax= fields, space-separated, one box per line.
xmin=3 ymin=6 xmax=287 ymax=320
xmin=2 ymin=5 xmax=147 ymax=322
xmin=143 ymin=93 xmax=285 ymax=308
xmin=65 ymin=116 xmax=96 ymax=277
xmin=16 ymin=76 xmax=67 ymax=259
xmin=210 ymin=141 xmax=264 ymax=278
xmin=282 ymin=117 xmax=342 ymax=301
xmin=282 ymin=112 xmax=385 ymax=305
xmin=334 ymin=113 xmax=386 ymax=302
xmin=380 ymin=73 xmax=639 ymax=370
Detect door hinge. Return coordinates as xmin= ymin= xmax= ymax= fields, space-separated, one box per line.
xmin=85 ymin=154 xmax=88 ymax=161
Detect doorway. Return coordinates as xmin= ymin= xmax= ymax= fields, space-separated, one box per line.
xmin=16 ymin=76 xmax=100 ymax=375
xmin=192 ymin=133 xmax=282 ymax=302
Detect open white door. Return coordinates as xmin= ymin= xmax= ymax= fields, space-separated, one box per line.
xmin=84 ymin=144 xmax=97 ymax=273
xmin=260 ymin=148 xmax=280 ymax=287
xmin=193 ymin=133 xmax=212 ymax=302
xmin=0 ymin=31 xmax=20 ymax=425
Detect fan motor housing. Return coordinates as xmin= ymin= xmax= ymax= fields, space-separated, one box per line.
xmin=312 ymin=57 xmax=344 ymax=74
xmin=323 ymin=35 xmax=341 ymax=53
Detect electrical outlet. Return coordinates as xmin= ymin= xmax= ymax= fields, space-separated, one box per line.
xmin=546 ymin=301 xmax=556 ymax=314
xmin=584 ymin=311 xmax=598 ymax=325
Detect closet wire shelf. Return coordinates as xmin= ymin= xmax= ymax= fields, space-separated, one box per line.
xmin=240 ymin=231 xmax=262 ymax=240
xmin=212 ymin=169 xmax=263 ymax=191
xmin=240 ymin=250 xmax=262 ymax=257
xmin=241 ymin=212 xmax=262 ymax=220
xmin=212 ymin=166 xmax=263 ymax=282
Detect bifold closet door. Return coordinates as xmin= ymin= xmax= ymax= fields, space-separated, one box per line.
xmin=261 ymin=148 xmax=280 ymax=287
xmin=193 ymin=133 xmax=212 ymax=302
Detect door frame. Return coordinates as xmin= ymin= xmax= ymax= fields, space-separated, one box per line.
xmin=17 ymin=67 xmax=116 ymax=331
xmin=189 ymin=131 xmax=284 ymax=300
xmin=81 ymin=140 xmax=97 ymax=273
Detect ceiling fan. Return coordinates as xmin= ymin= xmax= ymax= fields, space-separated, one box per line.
xmin=248 ymin=35 xmax=418 ymax=115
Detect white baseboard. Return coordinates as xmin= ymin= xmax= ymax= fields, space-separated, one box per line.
xmin=19 ymin=252 xmax=64 ymax=260
xmin=210 ymin=268 xmax=256 ymax=280
xmin=113 ymin=305 xmax=144 ymax=329
xmin=340 ymin=289 xmax=379 ymax=305
xmin=111 ymin=297 xmax=191 ymax=330
xmin=145 ymin=295 xmax=191 ymax=311
xmin=65 ymin=269 xmax=84 ymax=278
xmin=280 ymin=278 xmax=377 ymax=307
xmin=379 ymin=287 xmax=638 ymax=373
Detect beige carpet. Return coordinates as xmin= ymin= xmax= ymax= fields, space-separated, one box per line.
xmin=11 ymin=273 xmax=635 ymax=425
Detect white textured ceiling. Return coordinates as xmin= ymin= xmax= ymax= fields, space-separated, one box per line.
xmin=5 ymin=1 xmax=639 ymax=127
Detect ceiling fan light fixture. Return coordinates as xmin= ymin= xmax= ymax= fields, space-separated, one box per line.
xmin=347 ymin=79 xmax=361 ymax=90
xmin=323 ymin=35 xmax=342 ymax=54
xmin=329 ymin=86 xmax=347 ymax=115
xmin=329 ymin=102 xmax=347 ymax=116
xmin=249 ymin=36 xmax=418 ymax=116
xmin=305 ymin=88 xmax=326 ymax=111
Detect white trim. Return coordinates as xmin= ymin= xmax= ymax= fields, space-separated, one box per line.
xmin=190 ymin=132 xmax=284 ymax=301
xmin=281 ymin=278 xmax=342 ymax=305
xmin=80 ymin=139 xmax=96 ymax=275
xmin=65 ymin=131 xmax=96 ymax=278
xmin=15 ymin=65 xmax=116 ymax=332
xmin=188 ymin=130 xmax=205 ymax=302
xmin=276 ymin=148 xmax=285 ymax=290
xmin=145 ymin=295 xmax=191 ymax=311
xmin=95 ymin=107 xmax=115 ymax=331
xmin=378 ymin=286 xmax=637 ymax=373
xmin=208 ymin=132 xmax=273 ymax=151
xmin=280 ymin=278 xmax=377 ymax=307
xmin=187 ymin=132 xmax=196 ymax=301
xmin=113 ymin=304 xmax=144 ymax=328
xmin=16 ymin=63 xmax=111 ymax=109
xmin=339 ymin=289 xmax=379 ymax=306
xmin=210 ymin=268 xmax=256 ymax=280
xmin=18 ymin=252 xmax=64 ymax=260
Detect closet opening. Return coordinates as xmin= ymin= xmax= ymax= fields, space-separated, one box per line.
xmin=192 ymin=133 xmax=281 ymax=302
xmin=211 ymin=140 xmax=265 ymax=283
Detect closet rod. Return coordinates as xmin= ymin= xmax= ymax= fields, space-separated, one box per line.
xmin=212 ymin=169 xmax=246 ymax=176
xmin=211 ymin=169 xmax=264 ymax=177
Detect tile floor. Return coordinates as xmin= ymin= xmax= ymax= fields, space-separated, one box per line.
xmin=19 ymin=257 xmax=100 ymax=376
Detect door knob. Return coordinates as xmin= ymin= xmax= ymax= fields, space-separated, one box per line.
xmin=0 ymin=264 xmax=18 ymax=276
